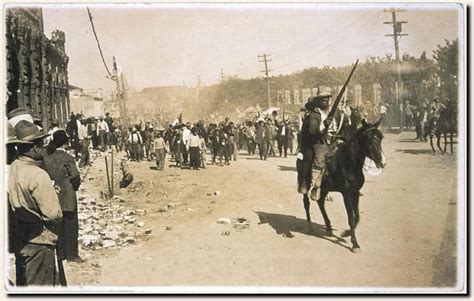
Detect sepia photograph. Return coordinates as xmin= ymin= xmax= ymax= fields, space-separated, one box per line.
xmin=2 ymin=1 xmax=467 ymax=294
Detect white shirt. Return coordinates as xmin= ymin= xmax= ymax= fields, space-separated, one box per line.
xmin=317 ymin=108 xmax=329 ymax=132
xmin=380 ymin=105 xmax=387 ymax=114
xmin=182 ymin=128 xmax=191 ymax=144
xmin=97 ymin=120 xmax=109 ymax=133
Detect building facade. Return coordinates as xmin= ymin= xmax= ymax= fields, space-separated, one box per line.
xmin=6 ymin=7 xmax=70 ymax=129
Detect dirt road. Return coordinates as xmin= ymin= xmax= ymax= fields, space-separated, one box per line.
xmin=65 ymin=131 xmax=460 ymax=291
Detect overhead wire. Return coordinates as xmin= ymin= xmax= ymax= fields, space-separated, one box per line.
xmin=86 ymin=7 xmax=113 ymax=77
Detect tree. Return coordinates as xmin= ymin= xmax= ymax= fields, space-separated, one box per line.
xmin=433 ymin=38 xmax=459 ymax=104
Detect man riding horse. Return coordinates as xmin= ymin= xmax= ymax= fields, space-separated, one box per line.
xmin=297 ymin=93 xmax=334 ymax=201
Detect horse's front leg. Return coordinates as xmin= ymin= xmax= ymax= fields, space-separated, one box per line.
xmin=436 ymin=132 xmax=443 ymax=153
xmin=342 ymin=192 xmax=360 ymax=253
xmin=429 ymin=134 xmax=436 ymax=153
xmin=317 ymin=190 xmax=332 ymax=234
xmin=303 ymin=193 xmax=317 ymax=233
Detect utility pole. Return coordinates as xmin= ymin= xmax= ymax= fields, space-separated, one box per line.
xmin=258 ymin=54 xmax=272 ymax=108
xmin=384 ymin=8 xmax=408 ymax=131
xmin=197 ymin=75 xmax=201 ymax=102
xmin=112 ymin=57 xmax=123 ymax=121
xmin=220 ymin=68 xmax=225 ymax=83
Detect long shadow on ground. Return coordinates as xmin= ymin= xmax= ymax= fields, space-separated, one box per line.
xmin=278 ymin=165 xmax=297 ymax=172
xmin=395 ymin=149 xmax=435 ymax=155
xmin=255 ymin=211 xmax=351 ymax=251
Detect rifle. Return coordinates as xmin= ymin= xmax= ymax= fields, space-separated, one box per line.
xmin=327 ymin=59 xmax=359 ymax=119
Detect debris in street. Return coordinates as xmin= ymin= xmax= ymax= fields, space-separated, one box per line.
xmin=144 ymin=229 xmax=152 ymax=235
xmin=165 ymin=226 xmax=172 ymax=231
xmin=217 ymin=217 xmax=231 ymax=224
xmin=137 ymin=221 xmax=145 ymax=227
xmin=213 ymin=191 xmax=221 ymax=196
xmin=221 ymin=231 xmax=230 ymax=236
xmin=233 ymin=218 xmax=250 ymax=230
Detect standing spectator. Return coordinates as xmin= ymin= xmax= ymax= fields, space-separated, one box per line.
xmin=267 ymin=119 xmax=276 ymax=157
xmin=277 ymin=120 xmax=292 ymax=158
xmin=209 ymin=127 xmax=223 ymax=165
xmin=199 ymin=132 xmax=207 ymax=168
xmin=182 ymin=123 xmax=191 ymax=165
xmin=129 ymin=125 xmax=143 ymax=161
xmin=152 ymin=131 xmax=168 ymax=170
xmin=143 ymin=125 xmax=154 ymax=161
xmin=255 ymin=120 xmax=268 ymax=160
xmin=78 ymin=118 xmax=91 ymax=168
xmin=89 ymin=118 xmax=99 ymax=150
xmin=104 ymin=112 xmax=115 ymax=149
xmin=403 ymin=100 xmax=417 ymax=130
xmin=97 ymin=116 xmax=109 ymax=151
xmin=186 ymin=128 xmax=201 ymax=170
xmin=66 ymin=113 xmax=81 ymax=159
xmin=8 ymin=120 xmax=63 ymax=286
xmin=43 ymin=130 xmax=83 ymax=263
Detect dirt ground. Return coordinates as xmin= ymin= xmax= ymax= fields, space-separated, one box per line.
xmin=56 ymin=131 xmax=461 ymax=291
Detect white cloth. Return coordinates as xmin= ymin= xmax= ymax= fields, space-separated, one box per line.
xmin=182 ymin=128 xmax=191 ymax=143
xmin=317 ymin=108 xmax=329 ymax=132
xmin=97 ymin=120 xmax=109 ymax=133
xmin=78 ymin=124 xmax=89 ymax=140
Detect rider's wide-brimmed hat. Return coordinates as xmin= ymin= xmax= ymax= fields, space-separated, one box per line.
xmin=7 ymin=120 xmax=49 ymax=145
xmin=314 ymin=92 xmax=332 ymax=99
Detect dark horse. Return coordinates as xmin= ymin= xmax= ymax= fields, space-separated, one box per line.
xmin=427 ymin=103 xmax=457 ymax=154
xmin=301 ymin=118 xmax=386 ymax=253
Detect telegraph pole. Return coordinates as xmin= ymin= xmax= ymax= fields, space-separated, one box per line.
xmin=220 ymin=68 xmax=225 ymax=83
xmin=197 ymin=75 xmax=201 ymax=102
xmin=112 ymin=57 xmax=123 ymax=120
xmin=258 ymin=54 xmax=272 ymax=108
xmin=384 ymin=8 xmax=408 ymax=131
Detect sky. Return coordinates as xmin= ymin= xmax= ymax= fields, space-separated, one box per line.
xmin=37 ymin=3 xmax=461 ymax=94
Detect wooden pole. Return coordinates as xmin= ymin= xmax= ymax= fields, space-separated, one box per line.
xmin=111 ymin=148 xmax=114 ymax=196
xmin=105 ymin=156 xmax=112 ymax=198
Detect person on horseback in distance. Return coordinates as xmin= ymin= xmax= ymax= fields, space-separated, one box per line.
xmin=297 ymin=92 xmax=334 ymax=201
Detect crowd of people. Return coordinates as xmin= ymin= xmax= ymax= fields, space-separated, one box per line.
xmin=5 ymin=91 xmax=453 ymax=287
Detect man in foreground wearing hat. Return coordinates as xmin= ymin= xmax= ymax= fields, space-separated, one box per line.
xmin=8 ymin=120 xmax=63 ymax=286
xmin=43 ymin=130 xmax=83 ymax=263
xmin=297 ymin=93 xmax=334 ymax=201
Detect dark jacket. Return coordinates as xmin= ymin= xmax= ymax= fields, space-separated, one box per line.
xmin=43 ymin=149 xmax=81 ymax=212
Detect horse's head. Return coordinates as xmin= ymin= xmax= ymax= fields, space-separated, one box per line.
xmin=356 ymin=118 xmax=386 ymax=168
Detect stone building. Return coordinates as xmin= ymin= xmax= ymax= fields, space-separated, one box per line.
xmin=6 ymin=7 xmax=70 ymax=129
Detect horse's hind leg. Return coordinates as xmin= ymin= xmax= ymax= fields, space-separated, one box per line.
xmin=443 ymin=131 xmax=448 ymax=153
xmin=317 ymin=190 xmax=332 ymax=234
xmin=450 ymin=131 xmax=454 ymax=154
xmin=343 ymin=192 xmax=360 ymax=253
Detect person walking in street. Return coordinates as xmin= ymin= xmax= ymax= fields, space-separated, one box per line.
xmin=255 ymin=120 xmax=268 ymax=160
xmin=187 ymin=127 xmax=201 ymax=170
xmin=152 ymin=131 xmax=168 ymax=170
xmin=104 ymin=112 xmax=115 ymax=150
xmin=8 ymin=120 xmax=63 ymax=286
xmin=129 ymin=125 xmax=143 ymax=162
xmin=97 ymin=116 xmax=109 ymax=151
xmin=78 ymin=118 xmax=91 ymax=168
xmin=267 ymin=119 xmax=276 ymax=157
xmin=43 ymin=130 xmax=83 ymax=263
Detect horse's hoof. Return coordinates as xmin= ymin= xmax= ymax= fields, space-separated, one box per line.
xmin=341 ymin=230 xmax=351 ymax=237
xmin=351 ymin=247 xmax=361 ymax=253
